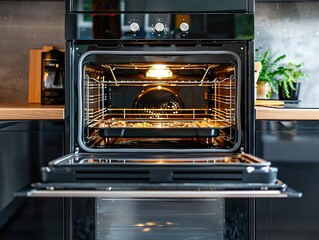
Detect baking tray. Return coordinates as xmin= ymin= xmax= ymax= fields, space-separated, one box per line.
xmin=98 ymin=127 xmax=220 ymax=138
xmin=96 ymin=120 xmax=229 ymax=138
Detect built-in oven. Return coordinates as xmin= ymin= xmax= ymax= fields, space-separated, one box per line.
xmin=17 ymin=0 xmax=301 ymax=239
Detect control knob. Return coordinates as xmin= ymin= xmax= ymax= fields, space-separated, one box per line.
xmin=154 ymin=22 xmax=165 ymax=34
xmin=179 ymin=22 xmax=189 ymax=33
xmin=129 ymin=22 xmax=140 ymax=33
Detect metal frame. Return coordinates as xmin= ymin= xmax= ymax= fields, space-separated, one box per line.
xmin=76 ymin=50 xmax=243 ymax=153
xmin=61 ymin=1 xmax=259 ymax=239
xmin=22 ymin=189 xmax=300 ymax=198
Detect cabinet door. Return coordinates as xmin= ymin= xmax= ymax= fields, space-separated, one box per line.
xmin=0 ymin=120 xmax=64 ymax=239
xmin=256 ymin=0 xmax=311 ymax=2
xmin=256 ymin=120 xmax=319 ymax=240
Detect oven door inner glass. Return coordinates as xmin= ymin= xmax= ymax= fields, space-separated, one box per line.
xmin=71 ymin=198 xmax=249 ymax=240
xmin=78 ymin=51 xmax=240 ymax=152
xmin=96 ymin=198 xmax=225 ymax=240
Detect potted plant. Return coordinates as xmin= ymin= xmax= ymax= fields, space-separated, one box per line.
xmin=255 ymin=49 xmax=286 ymax=99
xmin=277 ymin=62 xmax=307 ymax=100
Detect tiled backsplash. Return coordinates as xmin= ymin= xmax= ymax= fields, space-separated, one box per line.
xmin=256 ymin=2 xmax=319 ymax=104
xmin=0 ymin=1 xmax=318 ymax=104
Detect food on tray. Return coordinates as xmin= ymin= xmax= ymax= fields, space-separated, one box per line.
xmin=86 ymin=159 xmax=107 ymax=163
xmin=98 ymin=119 xmax=226 ymax=128
xmin=87 ymin=159 xmax=96 ymax=163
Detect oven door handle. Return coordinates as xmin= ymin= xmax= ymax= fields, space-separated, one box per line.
xmin=16 ymin=188 xmax=302 ymax=198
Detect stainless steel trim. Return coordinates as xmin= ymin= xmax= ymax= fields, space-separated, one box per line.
xmin=77 ymin=50 xmax=242 ymax=153
xmin=47 ymin=152 xmax=271 ymax=167
xmin=24 ymin=189 xmax=292 ymax=198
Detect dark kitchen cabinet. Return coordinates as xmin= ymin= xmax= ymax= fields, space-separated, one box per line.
xmin=256 ymin=0 xmax=316 ymax=2
xmin=0 ymin=0 xmax=64 ymax=1
xmin=0 ymin=120 xmax=64 ymax=240
xmin=256 ymin=120 xmax=319 ymax=240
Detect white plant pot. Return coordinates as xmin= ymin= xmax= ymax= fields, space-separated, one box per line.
xmin=257 ymin=82 xmax=271 ymax=100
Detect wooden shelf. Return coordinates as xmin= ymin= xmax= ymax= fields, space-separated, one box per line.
xmin=1 ymin=104 xmax=318 ymax=121
xmin=256 ymin=106 xmax=319 ymax=120
xmin=0 ymin=103 xmax=64 ymax=120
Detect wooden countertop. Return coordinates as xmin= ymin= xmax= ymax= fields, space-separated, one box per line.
xmin=255 ymin=106 xmax=319 ymax=120
xmin=0 ymin=103 xmax=318 ymax=121
xmin=0 ymin=103 xmax=64 ymax=120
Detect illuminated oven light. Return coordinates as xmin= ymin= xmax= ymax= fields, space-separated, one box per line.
xmin=145 ymin=65 xmax=173 ymax=79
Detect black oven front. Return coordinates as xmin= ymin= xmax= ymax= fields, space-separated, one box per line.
xmin=16 ymin=1 xmax=301 ymax=240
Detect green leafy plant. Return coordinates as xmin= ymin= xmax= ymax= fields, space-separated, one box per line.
xmin=277 ymin=62 xmax=307 ymax=98
xmin=255 ymin=48 xmax=286 ymax=98
xmin=256 ymin=48 xmax=307 ymax=99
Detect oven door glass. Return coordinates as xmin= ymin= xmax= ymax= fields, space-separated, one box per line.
xmin=96 ymin=198 xmax=225 ymax=240
xmin=65 ymin=198 xmax=252 ymax=240
xmin=70 ymin=197 xmax=250 ymax=240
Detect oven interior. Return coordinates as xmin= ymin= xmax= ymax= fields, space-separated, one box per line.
xmin=79 ymin=52 xmax=239 ymax=151
xmin=38 ymin=49 xmax=282 ymax=186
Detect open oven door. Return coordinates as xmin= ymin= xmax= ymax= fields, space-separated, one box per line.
xmin=14 ymin=152 xmax=301 ymax=240
xmin=16 ymin=152 xmax=301 ymax=199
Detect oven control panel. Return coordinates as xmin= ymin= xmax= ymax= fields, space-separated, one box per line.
xmin=118 ymin=14 xmax=170 ymax=38
xmin=71 ymin=13 xmax=254 ymax=40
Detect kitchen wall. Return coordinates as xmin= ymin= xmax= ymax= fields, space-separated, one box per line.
xmin=0 ymin=1 xmax=64 ymax=103
xmin=255 ymin=2 xmax=319 ymax=104
xmin=0 ymin=1 xmax=318 ymax=104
